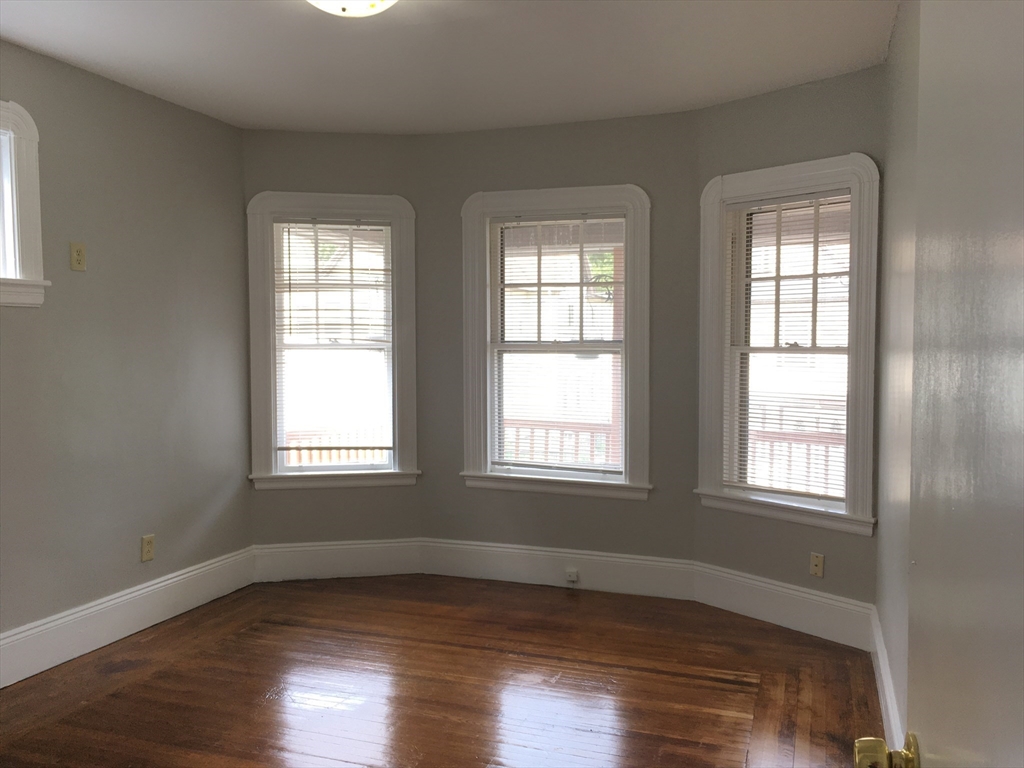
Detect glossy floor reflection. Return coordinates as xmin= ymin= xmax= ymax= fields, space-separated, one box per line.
xmin=497 ymin=671 xmax=623 ymax=766
xmin=0 ymin=575 xmax=882 ymax=767
xmin=281 ymin=664 xmax=394 ymax=767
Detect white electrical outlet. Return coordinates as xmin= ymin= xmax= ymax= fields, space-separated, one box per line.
xmin=565 ymin=567 xmax=579 ymax=585
xmin=141 ymin=534 xmax=155 ymax=562
xmin=70 ymin=242 xmax=87 ymax=271
xmin=810 ymin=552 xmax=824 ymax=578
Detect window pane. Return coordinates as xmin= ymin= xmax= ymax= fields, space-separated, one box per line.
xmin=351 ymin=227 xmax=387 ymax=275
xmin=582 ymin=219 xmax=625 ymax=277
xmin=274 ymin=221 xmax=394 ymax=471
xmin=0 ymin=131 xmax=15 ymax=279
xmin=540 ymin=224 xmax=581 ymax=283
xmin=318 ymin=288 xmax=353 ymax=343
xmin=494 ymin=352 xmax=622 ymax=472
xmin=315 ymin=225 xmax=352 ymax=273
xmin=737 ymin=352 xmax=847 ymax=498
xmin=278 ymin=348 xmax=393 ymax=468
xmin=502 ymin=225 xmax=538 ymax=284
xmin=778 ymin=278 xmax=813 ymax=347
xmin=278 ymin=289 xmax=319 ymax=345
xmin=779 ymin=205 xmax=815 ymax=275
xmin=816 ymin=275 xmax=849 ymax=346
xmin=748 ymin=280 xmax=776 ymax=347
xmin=490 ymin=217 xmax=628 ymax=477
xmin=583 ymin=283 xmax=623 ymax=342
xmin=748 ymin=210 xmax=777 ymax=278
xmin=351 ymin=287 xmax=390 ymax=342
xmin=540 ymin=285 xmax=580 ymax=342
xmin=502 ymin=286 xmax=538 ymax=341
xmin=817 ymin=198 xmax=851 ymax=273
xmin=582 ymin=227 xmax=624 ymax=342
xmin=725 ymin=191 xmax=855 ymax=503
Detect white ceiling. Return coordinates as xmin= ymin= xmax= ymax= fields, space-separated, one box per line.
xmin=0 ymin=0 xmax=898 ymax=135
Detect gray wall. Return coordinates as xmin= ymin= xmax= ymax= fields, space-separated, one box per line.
xmin=692 ymin=67 xmax=886 ymax=597
xmin=0 ymin=42 xmax=251 ymax=632
xmin=243 ymin=66 xmax=887 ymax=602
xmin=242 ymin=131 xmax=425 ymax=545
xmin=415 ymin=112 xmax=700 ymax=560
xmin=906 ymin=1 xmax=1023 ymax=763
xmin=0 ymin=40 xmax=891 ymax=635
xmin=876 ymin=0 xmax=919 ymax=735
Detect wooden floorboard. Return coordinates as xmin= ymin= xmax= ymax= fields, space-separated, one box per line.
xmin=0 ymin=574 xmax=882 ymax=767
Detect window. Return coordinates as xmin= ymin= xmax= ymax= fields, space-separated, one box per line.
xmin=462 ymin=185 xmax=650 ymax=499
xmin=697 ymin=154 xmax=879 ymax=535
xmin=0 ymin=100 xmax=47 ymax=307
xmin=247 ymin=192 xmax=417 ymax=489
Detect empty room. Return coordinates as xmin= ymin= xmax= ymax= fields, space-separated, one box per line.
xmin=0 ymin=0 xmax=1021 ymax=766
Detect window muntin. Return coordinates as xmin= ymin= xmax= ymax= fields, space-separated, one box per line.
xmin=274 ymin=221 xmax=394 ymax=472
xmin=723 ymin=194 xmax=852 ymax=500
xmin=489 ymin=218 xmax=626 ymax=477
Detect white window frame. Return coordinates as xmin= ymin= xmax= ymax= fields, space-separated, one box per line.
xmin=0 ymin=100 xmax=48 ymax=307
xmin=246 ymin=191 xmax=418 ymax=490
xmin=462 ymin=185 xmax=651 ymax=500
xmin=696 ymin=153 xmax=879 ymax=535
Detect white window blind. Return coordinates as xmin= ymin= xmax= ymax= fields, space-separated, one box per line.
xmin=274 ymin=221 xmax=393 ymax=471
xmin=0 ymin=129 xmax=17 ymax=279
xmin=490 ymin=218 xmax=625 ymax=475
xmin=723 ymin=194 xmax=852 ymax=499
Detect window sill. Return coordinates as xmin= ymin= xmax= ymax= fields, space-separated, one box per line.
xmin=250 ymin=471 xmax=420 ymax=490
xmin=0 ymin=278 xmax=50 ymax=307
xmin=462 ymin=472 xmax=650 ymax=500
xmin=695 ymin=487 xmax=875 ymax=535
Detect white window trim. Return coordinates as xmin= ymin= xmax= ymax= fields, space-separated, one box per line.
xmin=0 ymin=100 xmax=48 ymax=307
xmin=462 ymin=184 xmax=651 ymax=500
xmin=696 ymin=153 xmax=879 ymax=536
xmin=246 ymin=191 xmax=418 ymax=490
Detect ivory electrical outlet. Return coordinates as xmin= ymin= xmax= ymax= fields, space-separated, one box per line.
xmin=810 ymin=552 xmax=825 ymax=578
xmin=565 ymin=567 xmax=579 ymax=585
xmin=70 ymin=242 xmax=87 ymax=271
xmin=141 ymin=534 xmax=155 ymax=562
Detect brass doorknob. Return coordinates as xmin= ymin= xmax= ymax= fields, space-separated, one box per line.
xmin=854 ymin=733 xmax=920 ymax=768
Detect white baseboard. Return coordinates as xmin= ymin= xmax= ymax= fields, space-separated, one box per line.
xmin=1 ymin=537 xmax=886 ymax=693
xmin=691 ymin=561 xmax=874 ymax=650
xmin=248 ymin=537 xmax=873 ymax=652
xmin=0 ymin=547 xmax=254 ymax=688
xmin=420 ymin=539 xmax=698 ymax=601
xmin=253 ymin=538 xmax=422 ymax=582
xmin=419 ymin=538 xmax=873 ymax=651
xmin=870 ymin=607 xmax=905 ymax=746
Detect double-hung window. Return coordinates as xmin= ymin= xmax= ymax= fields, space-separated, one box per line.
xmin=463 ymin=185 xmax=650 ymax=500
xmin=697 ymin=154 xmax=879 ymax=534
xmin=0 ymin=100 xmax=47 ymax=307
xmin=247 ymin=192 xmax=417 ymax=489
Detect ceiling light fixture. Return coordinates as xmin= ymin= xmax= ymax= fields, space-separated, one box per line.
xmin=305 ymin=0 xmax=398 ymax=18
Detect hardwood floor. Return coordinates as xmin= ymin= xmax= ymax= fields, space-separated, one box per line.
xmin=0 ymin=575 xmax=882 ymax=767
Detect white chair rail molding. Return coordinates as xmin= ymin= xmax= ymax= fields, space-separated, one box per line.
xmin=696 ymin=153 xmax=879 ymax=536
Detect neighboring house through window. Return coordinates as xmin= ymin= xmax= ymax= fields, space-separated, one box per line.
xmin=462 ymin=185 xmax=651 ymax=500
xmin=697 ymin=154 xmax=879 ymax=535
xmin=246 ymin=192 xmax=418 ymax=489
xmin=0 ymin=100 xmax=47 ymax=307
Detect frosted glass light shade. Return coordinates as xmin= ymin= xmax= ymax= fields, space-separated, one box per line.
xmin=306 ymin=0 xmax=398 ymax=18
